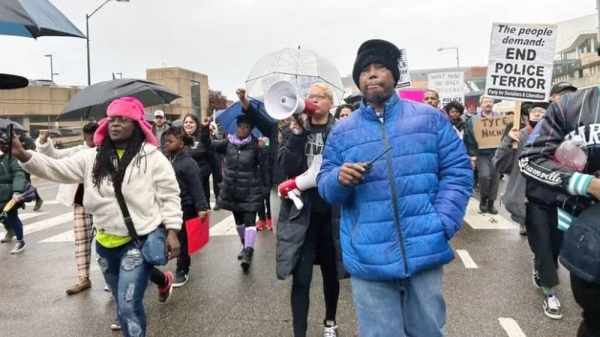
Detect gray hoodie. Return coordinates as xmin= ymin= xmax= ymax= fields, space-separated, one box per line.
xmin=492 ymin=127 xmax=532 ymax=225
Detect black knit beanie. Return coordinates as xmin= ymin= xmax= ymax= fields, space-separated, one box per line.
xmin=352 ymin=39 xmax=401 ymax=86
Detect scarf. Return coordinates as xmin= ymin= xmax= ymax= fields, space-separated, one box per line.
xmin=228 ymin=133 xmax=252 ymax=147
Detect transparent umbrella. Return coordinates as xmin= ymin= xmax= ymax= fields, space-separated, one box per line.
xmin=245 ymin=47 xmax=345 ymax=106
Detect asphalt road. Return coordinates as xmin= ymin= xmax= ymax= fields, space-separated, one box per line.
xmin=0 ymin=179 xmax=583 ymax=337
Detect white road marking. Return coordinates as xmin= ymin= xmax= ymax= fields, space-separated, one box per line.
xmin=39 ymin=210 xmax=236 ymax=243
xmin=19 ymin=212 xmax=50 ymax=221
xmin=40 ymin=230 xmax=74 ymax=243
xmin=0 ymin=212 xmax=73 ymax=236
xmin=456 ymin=249 xmax=478 ymax=269
xmin=25 ymin=200 xmax=61 ymax=206
xmin=464 ymin=198 xmax=517 ymax=229
xmin=209 ymin=215 xmax=237 ymax=236
xmin=498 ymin=318 xmax=526 ymax=337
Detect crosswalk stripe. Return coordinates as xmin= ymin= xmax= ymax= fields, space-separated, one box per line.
xmin=209 ymin=215 xmax=237 ymax=236
xmin=464 ymin=198 xmax=517 ymax=229
xmin=25 ymin=200 xmax=61 ymax=206
xmin=19 ymin=212 xmax=49 ymax=221
xmin=0 ymin=212 xmax=73 ymax=236
xmin=41 ymin=213 xmax=239 ymax=243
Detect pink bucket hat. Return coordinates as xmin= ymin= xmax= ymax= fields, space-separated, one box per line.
xmin=93 ymin=97 xmax=158 ymax=146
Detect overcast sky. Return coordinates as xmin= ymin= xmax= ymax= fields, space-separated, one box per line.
xmin=0 ymin=0 xmax=596 ymax=99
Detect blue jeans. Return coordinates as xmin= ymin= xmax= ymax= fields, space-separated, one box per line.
xmin=6 ymin=208 xmax=23 ymax=240
xmin=96 ymin=240 xmax=153 ymax=337
xmin=351 ymin=266 xmax=446 ymax=337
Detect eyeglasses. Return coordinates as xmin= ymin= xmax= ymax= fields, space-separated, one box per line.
xmin=306 ymin=94 xmax=329 ymax=101
xmin=107 ymin=117 xmax=134 ymax=124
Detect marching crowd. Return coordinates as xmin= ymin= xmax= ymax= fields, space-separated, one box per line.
xmin=1 ymin=38 xmax=599 ymax=337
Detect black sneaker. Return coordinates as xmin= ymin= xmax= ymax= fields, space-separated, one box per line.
xmin=531 ymin=257 xmax=541 ymax=288
xmin=324 ymin=320 xmax=338 ymax=337
xmin=173 ymin=271 xmax=189 ymax=288
xmin=10 ymin=240 xmax=25 ymax=254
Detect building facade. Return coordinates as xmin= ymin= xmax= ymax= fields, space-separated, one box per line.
xmin=553 ymin=14 xmax=600 ymax=89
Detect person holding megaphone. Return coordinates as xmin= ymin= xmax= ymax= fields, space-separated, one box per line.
xmin=251 ymin=80 xmax=346 ymax=337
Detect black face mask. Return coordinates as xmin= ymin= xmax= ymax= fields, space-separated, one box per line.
xmin=529 ymin=120 xmax=539 ymax=128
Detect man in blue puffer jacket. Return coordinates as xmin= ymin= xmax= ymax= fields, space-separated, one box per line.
xmin=317 ymin=39 xmax=473 ymax=337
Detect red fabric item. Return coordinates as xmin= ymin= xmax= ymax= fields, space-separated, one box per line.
xmin=186 ymin=215 xmax=209 ymax=255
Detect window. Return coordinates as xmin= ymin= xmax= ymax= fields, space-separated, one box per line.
xmin=190 ymin=81 xmax=201 ymax=117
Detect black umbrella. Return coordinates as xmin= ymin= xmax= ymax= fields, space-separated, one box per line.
xmin=0 ymin=73 xmax=28 ymax=90
xmin=58 ymin=79 xmax=182 ymax=121
xmin=0 ymin=118 xmax=27 ymax=132
xmin=0 ymin=0 xmax=85 ymax=39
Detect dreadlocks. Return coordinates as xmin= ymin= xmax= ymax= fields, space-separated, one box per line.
xmin=92 ymin=124 xmax=147 ymax=188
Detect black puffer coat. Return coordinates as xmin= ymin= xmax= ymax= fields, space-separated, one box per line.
xmin=201 ymin=127 xmax=267 ymax=213
xmin=275 ymin=115 xmax=348 ymax=280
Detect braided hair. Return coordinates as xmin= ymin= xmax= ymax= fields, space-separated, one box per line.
xmin=91 ymin=124 xmax=147 ymax=188
xmin=165 ymin=126 xmax=194 ymax=149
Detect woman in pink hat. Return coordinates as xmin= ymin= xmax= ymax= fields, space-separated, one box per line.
xmin=9 ymin=97 xmax=183 ymax=337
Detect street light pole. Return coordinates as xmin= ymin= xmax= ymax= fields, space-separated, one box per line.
xmin=86 ymin=0 xmax=130 ymax=86
xmin=438 ymin=47 xmax=460 ymax=68
xmin=44 ymin=54 xmax=58 ymax=81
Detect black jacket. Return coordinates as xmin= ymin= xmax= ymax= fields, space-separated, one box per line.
xmin=170 ymin=151 xmax=208 ymax=212
xmin=202 ymin=127 xmax=267 ymax=213
xmin=241 ymin=104 xmax=287 ymax=185
xmin=189 ymin=130 xmax=217 ymax=177
xmin=274 ymin=114 xmax=347 ymax=280
xmin=519 ymin=89 xmax=600 ymax=211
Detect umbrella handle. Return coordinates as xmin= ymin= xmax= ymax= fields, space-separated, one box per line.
xmin=3 ymin=199 xmax=16 ymax=213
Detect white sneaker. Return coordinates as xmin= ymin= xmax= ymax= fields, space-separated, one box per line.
xmin=9 ymin=240 xmax=25 ymax=254
xmin=324 ymin=320 xmax=338 ymax=337
xmin=110 ymin=319 xmax=121 ymax=331
xmin=543 ymin=296 xmax=563 ymax=320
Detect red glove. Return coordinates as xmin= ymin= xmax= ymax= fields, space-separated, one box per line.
xmin=278 ymin=178 xmax=298 ymax=197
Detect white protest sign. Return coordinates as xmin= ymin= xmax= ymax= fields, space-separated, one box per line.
xmin=427 ymin=72 xmax=465 ymax=105
xmin=396 ymin=48 xmax=411 ymax=88
xmin=485 ymin=23 xmax=557 ymax=102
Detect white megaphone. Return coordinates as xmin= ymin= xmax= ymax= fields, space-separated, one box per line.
xmin=278 ymin=155 xmax=322 ymax=210
xmin=264 ymin=80 xmax=317 ymax=120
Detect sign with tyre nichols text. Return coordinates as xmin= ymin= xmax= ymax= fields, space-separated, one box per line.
xmin=485 ymin=23 xmax=557 ymax=102
xmin=396 ymin=48 xmax=411 ymax=88
xmin=427 ymin=72 xmax=465 ymax=105
xmin=472 ymin=115 xmax=511 ymax=149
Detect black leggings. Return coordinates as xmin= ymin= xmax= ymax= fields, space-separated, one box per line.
xmin=201 ymin=175 xmax=213 ymax=208
xmin=233 ymin=212 xmax=256 ymax=227
xmin=572 ymin=273 xmax=600 ymax=337
xmin=258 ymin=197 xmax=272 ymax=220
xmin=150 ymin=268 xmax=167 ymax=286
xmin=291 ymin=211 xmax=339 ymax=337
xmin=176 ymin=206 xmax=198 ymax=274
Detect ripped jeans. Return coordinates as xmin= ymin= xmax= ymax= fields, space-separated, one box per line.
xmin=96 ymin=240 xmax=153 ymax=337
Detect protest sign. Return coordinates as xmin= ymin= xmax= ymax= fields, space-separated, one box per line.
xmin=396 ymin=48 xmax=411 ymax=88
xmin=427 ymin=72 xmax=465 ymax=105
xmin=472 ymin=115 xmax=511 ymax=149
xmin=485 ymin=23 xmax=558 ymax=102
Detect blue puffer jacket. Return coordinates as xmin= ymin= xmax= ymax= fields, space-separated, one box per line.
xmin=317 ymin=94 xmax=472 ymax=281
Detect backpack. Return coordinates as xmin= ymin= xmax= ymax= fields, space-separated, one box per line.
xmin=559 ymin=204 xmax=600 ymax=284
